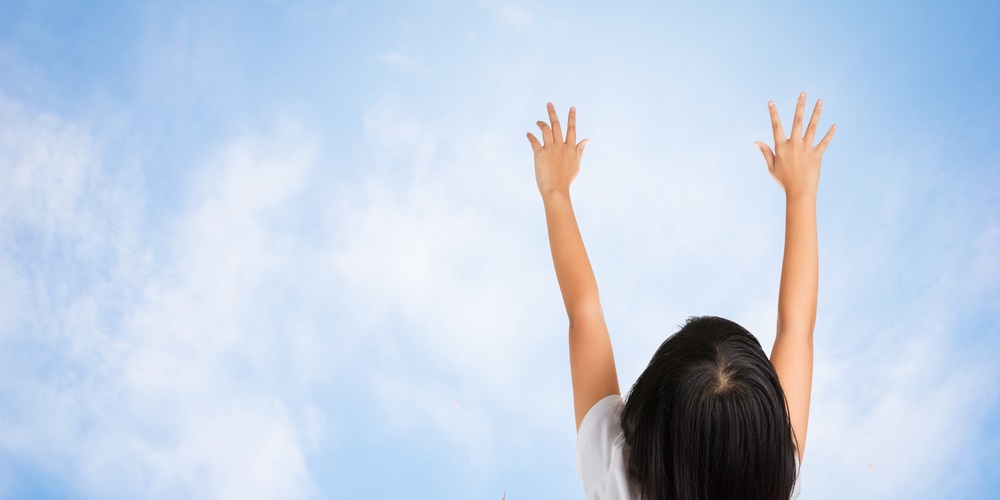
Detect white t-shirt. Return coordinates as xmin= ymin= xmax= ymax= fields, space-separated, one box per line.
xmin=576 ymin=394 xmax=802 ymax=499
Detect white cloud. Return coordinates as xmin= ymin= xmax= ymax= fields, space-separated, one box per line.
xmin=476 ymin=0 xmax=535 ymax=28
xmin=100 ymin=122 xmax=324 ymax=498
xmin=3 ymin=3 xmax=998 ymax=495
xmin=0 ymin=95 xmax=94 ymax=239
xmin=787 ymin=148 xmax=1000 ymax=497
xmin=328 ymin=96 xmax=576 ymax=467
xmin=375 ymin=49 xmax=423 ymax=73
xmin=808 ymin=302 xmax=998 ymax=497
xmin=374 ymin=374 xmax=497 ymax=471
xmin=495 ymin=4 xmax=535 ymax=28
xmin=0 ymin=101 xmax=326 ymax=497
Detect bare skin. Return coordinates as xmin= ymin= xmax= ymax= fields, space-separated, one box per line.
xmin=527 ymin=95 xmax=836 ymax=452
xmin=527 ymin=103 xmax=615 ymax=432
xmin=756 ymin=91 xmax=836 ymax=463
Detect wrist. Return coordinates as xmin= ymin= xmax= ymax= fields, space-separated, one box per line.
xmin=785 ymin=191 xmax=817 ymax=205
xmin=540 ymin=188 xmax=571 ymax=201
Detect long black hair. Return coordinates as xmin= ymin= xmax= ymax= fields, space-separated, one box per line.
xmin=620 ymin=316 xmax=798 ymax=500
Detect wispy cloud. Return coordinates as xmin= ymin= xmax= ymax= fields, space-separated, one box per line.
xmin=492 ymin=3 xmax=535 ymax=28
xmin=0 ymin=96 xmax=99 ymax=239
xmin=2 ymin=1 xmax=998 ymax=498
xmin=331 ymin=95 xmax=573 ymax=438
xmin=375 ymin=49 xmax=424 ymax=73
xmin=0 ymin=102 xmax=326 ymax=497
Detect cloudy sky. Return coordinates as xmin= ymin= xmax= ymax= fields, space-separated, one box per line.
xmin=1 ymin=1 xmax=998 ymax=498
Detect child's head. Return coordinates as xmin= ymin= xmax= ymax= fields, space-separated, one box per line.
xmin=620 ymin=316 xmax=798 ymax=500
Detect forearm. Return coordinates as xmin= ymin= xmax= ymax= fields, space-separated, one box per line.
xmin=541 ymin=190 xmax=601 ymax=320
xmin=777 ymin=193 xmax=818 ymax=337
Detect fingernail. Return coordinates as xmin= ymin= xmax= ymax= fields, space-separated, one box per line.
xmin=768 ymin=101 xmax=774 ymax=108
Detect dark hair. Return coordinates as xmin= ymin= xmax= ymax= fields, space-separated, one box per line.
xmin=620 ymin=316 xmax=798 ymax=500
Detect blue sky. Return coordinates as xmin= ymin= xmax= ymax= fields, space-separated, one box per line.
xmin=1 ymin=1 xmax=998 ymax=498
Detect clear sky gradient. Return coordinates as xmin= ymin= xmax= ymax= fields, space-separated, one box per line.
xmin=1 ymin=1 xmax=998 ymax=498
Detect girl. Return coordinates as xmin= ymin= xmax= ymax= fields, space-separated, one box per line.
xmin=526 ymin=93 xmax=836 ymax=499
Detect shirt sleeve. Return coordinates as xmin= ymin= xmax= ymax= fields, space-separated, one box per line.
xmin=791 ymin=452 xmax=802 ymax=499
xmin=575 ymin=394 xmax=627 ymax=495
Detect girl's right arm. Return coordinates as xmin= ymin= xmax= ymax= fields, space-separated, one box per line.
xmin=754 ymin=91 xmax=836 ymax=463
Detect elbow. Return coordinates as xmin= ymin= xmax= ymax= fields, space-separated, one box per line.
xmin=567 ymin=301 xmax=604 ymax=327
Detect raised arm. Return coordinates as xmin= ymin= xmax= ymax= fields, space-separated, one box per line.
xmin=527 ymin=103 xmax=620 ymax=432
xmin=754 ymin=92 xmax=836 ymax=463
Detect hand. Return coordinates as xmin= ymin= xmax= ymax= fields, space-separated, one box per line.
xmin=527 ymin=102 xmax=590 ymax=195
xmin=754 ymin=92 xmax=836 ymax=198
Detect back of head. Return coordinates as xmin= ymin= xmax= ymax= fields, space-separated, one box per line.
xmin=620 ymin=316 xmax=798 ymax=500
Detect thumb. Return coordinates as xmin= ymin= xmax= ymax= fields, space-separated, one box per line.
xmin=577 ymin=138 xmax=590 ymax=155
xmin=754 ymin=141 xmax=775 ymax=172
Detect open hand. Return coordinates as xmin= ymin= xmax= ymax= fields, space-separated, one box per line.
xmin=527 ymin=102 xmax=590 ymax=195
xmin=754 ymin=92 xmax=836 ymax=198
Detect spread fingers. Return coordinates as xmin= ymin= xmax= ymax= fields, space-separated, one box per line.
xmin=546 ymin=102 xmax=563 ymax=143
xmin=791 ymin=91 xmax=806 ymax=138
xmin=537 ymin=120 xmax=553 ymax=146
xmin=769 ymin=101 xmax=785 ymax=144
xmin=805 ymin=99 xmax=823 ymax=145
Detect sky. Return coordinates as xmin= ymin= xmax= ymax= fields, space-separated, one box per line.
xmin=0 ymin=0 xmax=998 ymax=498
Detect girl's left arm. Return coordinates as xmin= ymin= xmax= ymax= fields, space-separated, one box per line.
xmin=527 ymin=103 xmax=620 ymax=432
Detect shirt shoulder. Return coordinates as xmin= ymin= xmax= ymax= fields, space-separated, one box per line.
xmin=791 ymin=451 xmax=802 ymax=499
xmin=575 ymin=394 xmax=633 ymax=500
